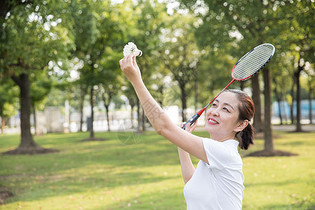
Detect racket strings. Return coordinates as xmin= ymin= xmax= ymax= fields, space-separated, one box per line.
xmin=233 ymin=45 xmax=274 ymax=80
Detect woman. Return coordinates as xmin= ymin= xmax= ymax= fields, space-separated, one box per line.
xmin=119 ymin=55 xmax=254 ymax=209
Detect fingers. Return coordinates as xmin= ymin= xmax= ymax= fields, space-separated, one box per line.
xmin=185 ymin=123 xmax=191 ymax=130
xmin=180 ymin=123 xmax=185 ymax=128
xmin=181 ymin=120 xmax=198 ymax=133
xmin=181 ymin=122 xmax=192 ymax=133
xmin=132 ymin=55 xmax=137 ymax=66
xmin=123 ymin=55 xmax=135 ymax=66
xmin=181 ymin=122 xmax=190 ymax=129
xmin=190 ymin=120 xmax=198 ymax=131
xmin=119 ymin=58 xmax=124 ymax=69
xmin=127 ymin=55 xmax=133 ymax=64
xmin=119 ymin=55 xmax=131 ymax=71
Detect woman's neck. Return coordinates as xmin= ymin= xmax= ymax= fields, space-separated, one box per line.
xmin=209 ymin=133 xmax=236 ymax=142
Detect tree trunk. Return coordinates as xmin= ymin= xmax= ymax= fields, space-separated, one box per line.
xmin=101 ymin=90 xmax=112 ymax=132
xmin=240 ymin=81 xmax=245 ymax=91
xmin=158 ymin=86 xmax=164 ymax=107
xmin=105 ymin=104 xmax=110 ymax=132
xmin=89 ymin=85 xmax=95 ymax=138
xmin=273 ymin=80 xmax=283 ymax=125
xmin=79 ymin=89 xmax=85 ymax=132
xmin=180 ymin=82 xmax=187 ymax=122
xmin=289 ymin=102 xmax=294 ymax=124
xmin=12 ymin=73 xmax=37 ymax=148
xmin=290 ymin=77 xmax=296 ymax=124
xmin=281 ymin=92 xmax=288 ymax=124
xmin=130 ymin=105 xmax=134 ymax=129
xmin=141 ymin=108 xmax=146 ymax=131
xmin=263 ymin=68 xmax=274 ymax=152
xmin=251 ymin=74 xmax=263 ymax=132
xmin=309 ymin=89 xmax=313 ymax=124
xmin=136 ymin=98 xmax=141 ymax=133
xmin=277 ymin=97 xmax=283 ymax=125
xmin=32 ymin=102 xmax=38 ymax=135
xmin=295 ymin=61 xmax=303 ymax=132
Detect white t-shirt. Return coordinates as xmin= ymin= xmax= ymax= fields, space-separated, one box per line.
xmin=183 ymin=138 xmax=245 ymax=210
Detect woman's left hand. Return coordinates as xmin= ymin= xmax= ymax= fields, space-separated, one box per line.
xmin=119 ymin=55 xmax=142 ymax=84
xmin=181 ymin=120 xmax=198 ymax=134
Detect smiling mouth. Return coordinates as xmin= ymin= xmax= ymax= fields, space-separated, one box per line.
xmin=208 ymin=118 xmax=219 ymax=125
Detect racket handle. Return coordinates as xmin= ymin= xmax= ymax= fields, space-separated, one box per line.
xmin=182 ymin=113 xmax=200 ymax=130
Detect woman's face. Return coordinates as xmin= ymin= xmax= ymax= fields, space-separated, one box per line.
xmin=205 ymin=92 xmax=243 ymax=141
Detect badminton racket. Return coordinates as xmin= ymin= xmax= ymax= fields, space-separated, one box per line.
xmin=182 ymin=43 xmax=275 ymax=130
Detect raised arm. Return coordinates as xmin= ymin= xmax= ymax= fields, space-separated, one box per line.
xmin=119 ymin=55 xmax=208 ymax=163
xmin=178 ymin=122 xmax=198 ymax=184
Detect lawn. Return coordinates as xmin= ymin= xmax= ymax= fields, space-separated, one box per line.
xmin=0 ymin=129 xmax=314 ymax=209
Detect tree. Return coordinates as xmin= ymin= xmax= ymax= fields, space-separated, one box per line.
xmin=128 ymin=0 xmax=171 ymax=131
xmin=161 ymin=13 xmax=202 ymax=122
xmin=306 ymin=69 xmax=315 ymax=124
xmin=179 ymin=0 xmax=266 ymax=133
xmin=122 ymin=83 xmax=139 ymax=130
xmin=179 ymin=0 xmax=305 ymax=156
xmin=71 ymin=0 xmax=124 ymax=139
xmin=196 ymin=46 xmax=240 ymax=108
xmin=272 ymin=53 xmax=295 ymax=125
xmin=273 ymin=77 xmax=283 ymax=125
xmin=78 ymin=82 xmax=88 ymax=132
xmin=0 ymin=0 xmax=72 ymax=154
xmin=282 ymin=0 xmax=314 ymax=131
xmin=99 ymin=49 xmax=122 ymax=132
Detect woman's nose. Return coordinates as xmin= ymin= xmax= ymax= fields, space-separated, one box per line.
xmin=212 ymin=108 xmax=220 ymax=116
xmin=207 ymin=107 xmax=220 ymax=117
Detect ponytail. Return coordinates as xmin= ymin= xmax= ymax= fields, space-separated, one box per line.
xmin=237 ymin=123 xmax=255 ymax=150
xmin=224 ymin=89 xmax=255 ymax=150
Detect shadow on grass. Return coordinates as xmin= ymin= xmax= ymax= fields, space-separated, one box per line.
xmin=0 ymin=185 xmax=14 ymax=204
xmin=0 ymin=131 xmax=184 ymax=205
xmin=2 ymin=168 xmax=179 ymax=205
xmin=90 ymin=185 xmax=185 ymax=210
xmin=1 ymin=130 xmax=314 ymax=208
xmin=245 ymin=179 xmax=306 ymax=188
xmin=2 ymin=147 xmax=59 ymax=155
xmin=260 ymin=202 xmax=315 ymax=210
xmin=245 ymin=149 xmax=298 ymax=157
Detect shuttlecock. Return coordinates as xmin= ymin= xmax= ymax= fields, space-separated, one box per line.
xmin=123 ymin=42 xmax=142 ymax=57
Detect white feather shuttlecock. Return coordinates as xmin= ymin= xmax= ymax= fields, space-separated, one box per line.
xmin=123 ymin=42 xmax=142 ymax=57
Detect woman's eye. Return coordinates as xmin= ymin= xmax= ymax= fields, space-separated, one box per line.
xmin=223 ymin=107 xmax=230 ymax=112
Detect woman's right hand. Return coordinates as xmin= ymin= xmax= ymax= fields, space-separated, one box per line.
xmin=181 ymin=120 xmax=198 ymax=134
xmin=119 ymin=55 xmax=142 ymax=84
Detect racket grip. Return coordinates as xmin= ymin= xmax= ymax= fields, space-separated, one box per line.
xmin=182 ymin=113 xmax=200 ymax=130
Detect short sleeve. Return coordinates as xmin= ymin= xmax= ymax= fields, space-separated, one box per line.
xmin=202 ymin=138 xmax=231 ymax=170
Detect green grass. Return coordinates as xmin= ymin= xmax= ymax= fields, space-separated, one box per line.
xmin=0 ymin=130 xmax=314 ymax=209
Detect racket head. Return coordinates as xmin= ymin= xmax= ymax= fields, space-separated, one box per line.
xmin=231 ymin=43 xmax=275 ymax=81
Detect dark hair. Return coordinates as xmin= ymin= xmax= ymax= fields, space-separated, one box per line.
xmin=225 ymin=89 xmax=255 ymax=150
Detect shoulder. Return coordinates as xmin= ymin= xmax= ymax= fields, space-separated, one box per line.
xmin=202 ymin=138 xmax=242 ymax=168
xmin=202 ymin=138 xmax=238 ymax=152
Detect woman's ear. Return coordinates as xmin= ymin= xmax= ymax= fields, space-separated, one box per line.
xmin=234 ymin=120 xmax=249 ymax=132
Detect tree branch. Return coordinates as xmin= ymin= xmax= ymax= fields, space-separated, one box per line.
xmin=11 ymin=73 xmax=21 ymax=87
xmin=8 ymin=57 xmax=37 ymax=70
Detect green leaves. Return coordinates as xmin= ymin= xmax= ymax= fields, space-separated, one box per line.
xmin=0 ymin=79 xmax=18 ymax=118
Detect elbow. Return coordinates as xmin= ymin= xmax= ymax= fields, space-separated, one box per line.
xmin=154 ymin=121 xmax=171 ymax=136
xmin=154 ymin=123 xmax=165 ymax=136
xmin=151 ymin=112 xmax=175 ymax=136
